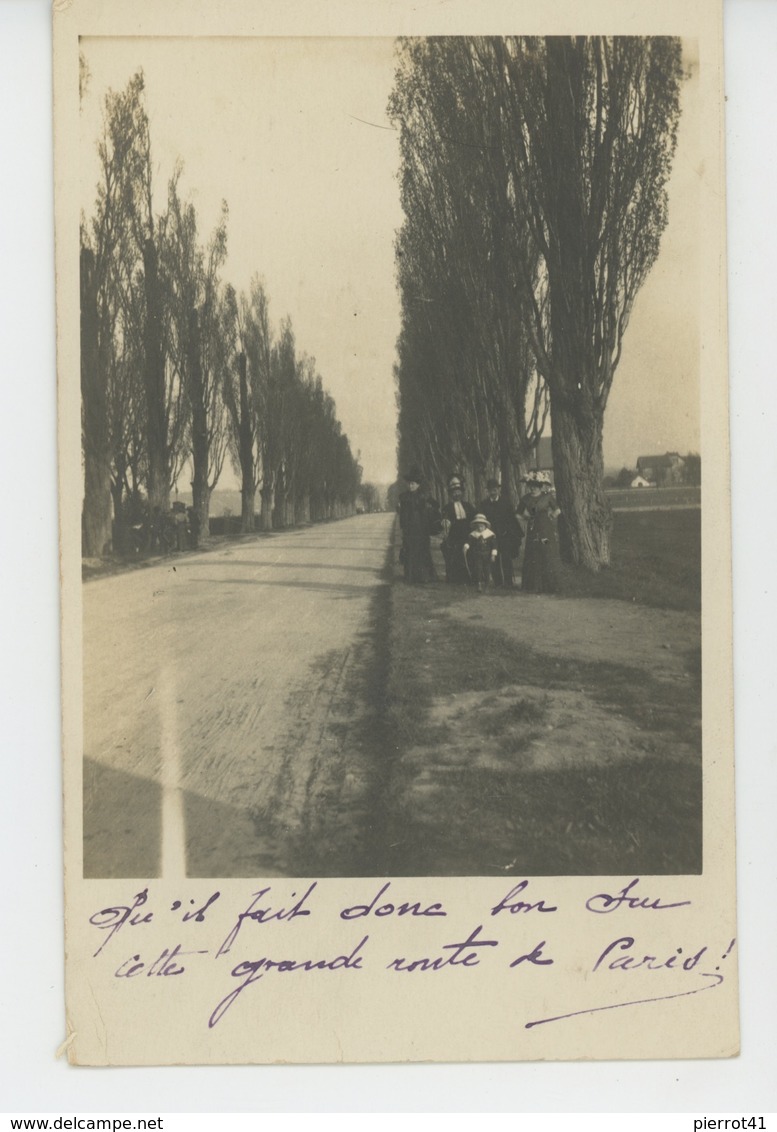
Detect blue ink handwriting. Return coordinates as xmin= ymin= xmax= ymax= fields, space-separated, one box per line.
xmin=525 ymin=937 xmax=736 ymax=1029
xmin=216 ymin=883 xmax=317 ymax=958
xmin=208 ymin=935 xmax=369 ymax=1028
xmin=340 ymin=882 xmax=447 ymax=921
xmin=115 ymin=944 xmax=209 ymax=978
xmin=491 ymin=881 xmax=558 ymax=916
xmin=585 ymin=878 xmax=692 ymax=914
xmin=90 ymin=889 xmax=222 ymax=957
xmin=387 ymin=923 xmax=498 ymax=972
xmin=89 ymin=889 xmax=154 ymax=956
xmin=170 ymin=891 xmax=221 ymax=921
xmin=510 ymin=940 xmax=554 ymax=968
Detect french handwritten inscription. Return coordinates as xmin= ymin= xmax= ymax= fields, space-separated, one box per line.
xmin=491 ymin=880 xmax=558 ymax=916
xmin=85 ymin=879 xmax=732 ymax=1034
xmin=585 ymin=878 xmax=692 ymax=914
xmin=525 ymin=938 xmax=736 ymax=1029
xmin=217 ymin=884 xmax=316 ymax=957
xmin=340 ymin=882 xmax=447 ymax=921
xmin=209 ymin=935 xmax=369 ymax=1029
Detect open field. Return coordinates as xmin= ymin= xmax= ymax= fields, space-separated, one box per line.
xmin=559 ymin=508 xmax=700 ymax=611
xmin=606 ymin=485 xmax=700 ymax=509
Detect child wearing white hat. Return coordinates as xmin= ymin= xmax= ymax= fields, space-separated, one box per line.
xmin=463 ymin=513 xmax=499 ymax=592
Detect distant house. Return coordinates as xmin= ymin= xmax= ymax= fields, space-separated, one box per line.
xmin=636 ymin=452 xmax=686 ymax=487
xmin=630 ymin=475 xmax=656 ymax=489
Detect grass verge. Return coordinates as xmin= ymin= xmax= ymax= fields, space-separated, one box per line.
xmin=381 ymin=544 xmax=701 ymax=876
xmin=558 ymin=509 xmax=700 ymax=611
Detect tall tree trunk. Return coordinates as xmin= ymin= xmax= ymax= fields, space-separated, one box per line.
xmin=260 ymin=481 xmax=274 ymax=531
xmin=241 ymin=484 xmax=256 ymax=531
xmin=82 ymin=457 xmax=113 ymax=557
xmin=546 ymin=210 xmax=612 ymax=571
xmin=496 ymin=410 xmax=514 ymax=500
xmin=142 ymin=237 xmax=169 ymax=511
xmin=550 ymin=399 xmax=611 ymax=570
xmin=472 ymin=464 xmax=483 ymax=507
xmin=188 ymin=308 xmax=211 ymax=536
xmin=110 ymin=474 xmax=126 ymax=554
xmin=80 ymin=247 xmax=113 ymax=557
xmin=273 ymin=465 xmax=287 ymax=529
xmin=273 ymin=492 xmax=287 ymax=529
xmin=236 ymin=353 xmax=256 ymax=532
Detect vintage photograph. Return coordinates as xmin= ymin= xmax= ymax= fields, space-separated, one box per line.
xmin=78 ymin=34 xmax=702 ymax=882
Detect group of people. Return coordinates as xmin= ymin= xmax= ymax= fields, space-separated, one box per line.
xmin=397 ymin=468 xmax=562 ymax=594
xmin=119 ymin=501 xmax=201 ymax=556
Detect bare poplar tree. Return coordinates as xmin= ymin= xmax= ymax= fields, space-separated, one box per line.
xmin=390 ymin=37 xmax=549 ymax=502
xmin=390 ymin=36 xmax=683 ymax=568
xmin=81 ymin=72 xmax=145 ymax=554
xmin=164 ymin=173 xmax=230 ymax=534
xmin=96 ymin=71 xmax=188 ymax=514
xmin=478 ymin=36 xmax=683 ymax=567
xmin=80 ymin=245 xmax=112 ymax=556
xmin=222 ymin=279 xmax=270 ymax=532
xmin=238 ymin=280 xmax=277 ymax=531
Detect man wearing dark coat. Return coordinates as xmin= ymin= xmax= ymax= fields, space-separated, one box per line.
xmin=397 ymin=467 xmax=441 ymax=583
xmin=440 ymin=474 xmax=476 ymax=583
xmin=478 ymin=478 xmax=523 ymax=586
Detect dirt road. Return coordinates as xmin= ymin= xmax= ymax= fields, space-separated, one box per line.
xmin=83 ymin=514 xmax=394 ymax=878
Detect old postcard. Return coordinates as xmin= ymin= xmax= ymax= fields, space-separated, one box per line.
xmin=55 ymin=0 xmax=736 ymax=1064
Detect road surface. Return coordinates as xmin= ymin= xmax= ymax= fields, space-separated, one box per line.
xmin=83 ymin=514 xmax=395 ymax=878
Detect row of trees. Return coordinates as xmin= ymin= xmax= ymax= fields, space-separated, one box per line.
xmin=80 ymin=68 xmax=362 ymax=557
xmin=389 ymin=37 xmax=684 ymax=569
xmin=357 ymin=482 xmax=385 ymax=513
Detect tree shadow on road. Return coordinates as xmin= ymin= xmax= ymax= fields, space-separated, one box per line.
xmin=84 ymin=757 xmax=161 ymax=878
xmin=195 ymin=576 xmax=383 ymax=600
xmin=178 ymin=558 xmax=383 ymax=575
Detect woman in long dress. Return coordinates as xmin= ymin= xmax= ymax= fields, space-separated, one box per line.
xmin=397 ymin=467 xmax=441 ymax=583
xmin=517 ymin=472 xmax=562 ymax=593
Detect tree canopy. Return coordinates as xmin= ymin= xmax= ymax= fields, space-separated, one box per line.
xmin=390 ymin=36 xmax=683 ymax=567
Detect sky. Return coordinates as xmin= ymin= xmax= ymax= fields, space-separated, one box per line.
xmin=604 ymin=43 xmax=700 ymax=469
xmin=81 ymin=36 xmax=700 ymax=485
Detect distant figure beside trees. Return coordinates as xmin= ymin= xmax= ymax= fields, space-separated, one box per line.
xmin=397 ymin=468 xmax=441 ymax=583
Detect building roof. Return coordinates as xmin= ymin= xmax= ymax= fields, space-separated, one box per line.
xmin=637 ymin=452 xmax=684 ymax=471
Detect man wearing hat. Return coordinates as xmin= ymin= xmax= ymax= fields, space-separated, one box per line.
xmin=478 ymin=478 xmax=523 ymax=587
xmin=440 ymin=474 xmax=475 ymax=583
xmin=397 ymin=467 xmax=441 ymax=583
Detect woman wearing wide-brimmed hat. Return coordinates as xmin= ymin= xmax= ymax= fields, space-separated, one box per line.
xmin=517 ymin=471 xmax=562 ymax=593
xmin=397 ymin=467 xmax=441 ymax=583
